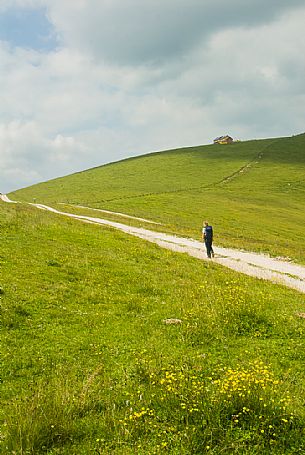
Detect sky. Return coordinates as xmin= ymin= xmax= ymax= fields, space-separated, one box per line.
xmin=0 ymin=0 xmax=305 ymax=193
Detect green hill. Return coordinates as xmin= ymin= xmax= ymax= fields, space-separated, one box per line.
xmin=11 ymin=133 xmax=305 ymax=263
xmin=2 ymin=133 xmax=305 ymax=453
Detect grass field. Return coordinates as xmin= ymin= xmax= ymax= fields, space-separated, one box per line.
xmin=1 ymin=201 xmax=305 ymax=454
xmin=10 ymin=133 xmax=305 ymax=263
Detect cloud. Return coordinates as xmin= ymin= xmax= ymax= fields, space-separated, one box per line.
xmin=0 ymin=121 xmax=48 ymax=191
xmin=46 ymin=0 xmax=305 ymax=65
xmin=0 ymin=120 xmax=92 ymax=191
xmin=0 ymin=0 xmax=45 ymax=13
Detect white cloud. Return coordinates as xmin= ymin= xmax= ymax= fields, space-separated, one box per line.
xmin=45 ymin=0 xmax=305 ymax=64
xmin=0 ymin=0 xmax=45 ymax=12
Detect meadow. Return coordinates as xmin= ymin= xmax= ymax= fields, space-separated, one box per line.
xmin=10 ymin=133 xmax=305 ymax=264
xmin=1 ymin=201 xmax=305 ymax=454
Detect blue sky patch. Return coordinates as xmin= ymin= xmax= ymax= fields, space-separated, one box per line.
xmin=0 ymin=7 xmax=57 ymax=51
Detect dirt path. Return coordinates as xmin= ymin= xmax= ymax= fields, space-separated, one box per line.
xmin=0 ymin=194 xmax=17 ymax=203
xmin=2 ymin=194 xmax=305 ymax=294
xmin=59 ymin=203 xmax=162 ymax=225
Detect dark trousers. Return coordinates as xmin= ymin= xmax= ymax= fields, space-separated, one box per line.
xmin=205 ymin=240 xmax=214 ymax=258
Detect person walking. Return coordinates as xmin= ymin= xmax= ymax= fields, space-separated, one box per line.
xmin=202 ymin=221 xmax=214 ymax=258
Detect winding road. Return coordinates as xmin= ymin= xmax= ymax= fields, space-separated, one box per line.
xmin=1 ymin=193 xmax=305 ymax=294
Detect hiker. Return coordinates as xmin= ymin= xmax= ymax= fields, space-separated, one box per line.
xmin=202 ymin=221 xmax=214 ymax=258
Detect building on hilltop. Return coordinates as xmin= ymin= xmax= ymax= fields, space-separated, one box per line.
xmin=213 ymin=135 xmax=234 ymax=144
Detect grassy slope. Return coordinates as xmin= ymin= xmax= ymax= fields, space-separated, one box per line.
xmin=10 ymin=134 xmax=305 ymax=263
xmin=1 ymin=202 xmax=305 ymax=454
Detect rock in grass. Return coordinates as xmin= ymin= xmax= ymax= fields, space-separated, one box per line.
xmin=163 ymin=318 xmax=182 ymax=325
xmin=0 ymin=287 xmax=4 ymax=295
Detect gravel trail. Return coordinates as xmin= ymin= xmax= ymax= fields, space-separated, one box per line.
xmin=1 ymin=194 xmax=305 ymax=294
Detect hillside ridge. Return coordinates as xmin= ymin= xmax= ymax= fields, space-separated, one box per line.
xmin=9 ymin=133 xmax=305 ymax=264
